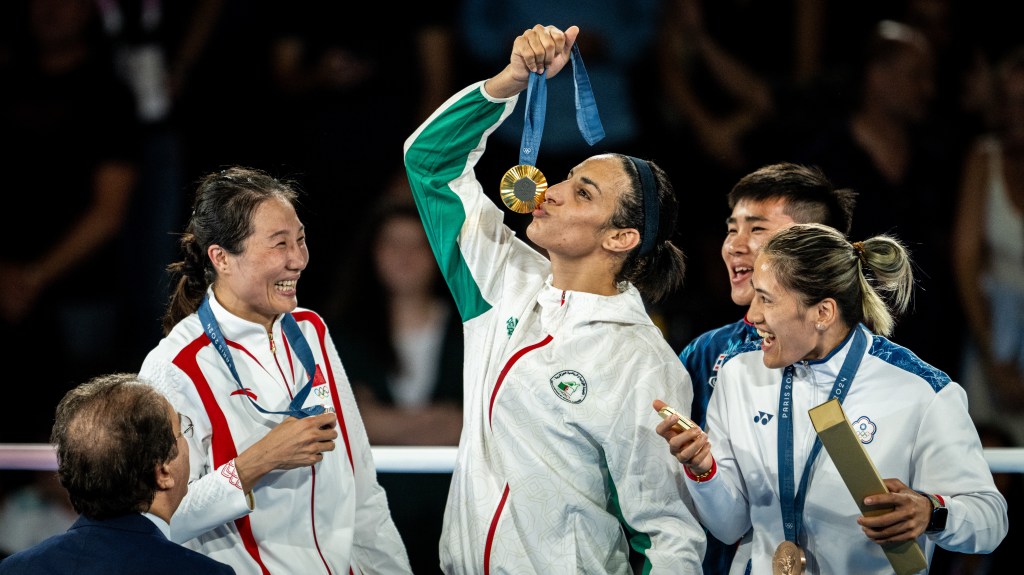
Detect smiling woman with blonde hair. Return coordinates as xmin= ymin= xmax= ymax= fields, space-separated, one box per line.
xmin=658 ymin=223 xmax=1007 ymax=574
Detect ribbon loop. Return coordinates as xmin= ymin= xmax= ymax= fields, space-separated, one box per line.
xmin=519 ymin=44 xmax=605 ymax=166
xmin=503 ymin=44 xmax=605 ymax=214
xmin=199 ymin=296 xmax=325 ymax=419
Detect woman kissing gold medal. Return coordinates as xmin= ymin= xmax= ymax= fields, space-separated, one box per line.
xmin=500 ymin=44 xmax=604 ymax=214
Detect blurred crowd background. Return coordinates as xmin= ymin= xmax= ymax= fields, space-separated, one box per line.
xmin=1 ymin=0 xmax=1022 ymax=572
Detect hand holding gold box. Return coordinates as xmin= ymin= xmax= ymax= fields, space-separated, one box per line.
xmin=808 ymin=398 xmax=927 ymax=575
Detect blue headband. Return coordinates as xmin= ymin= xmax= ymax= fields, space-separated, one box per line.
xmin=625 ymin=156 xmax=659 ymax=256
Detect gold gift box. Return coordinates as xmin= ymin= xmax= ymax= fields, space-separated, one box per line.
xmin=808 ymin=399 xmax=927 ymax=575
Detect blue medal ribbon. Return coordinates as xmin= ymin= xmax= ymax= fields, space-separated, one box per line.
xmin=519 ymin=44 xmax=605 ymax=168
xmin=778 ymin=327 xmax=867 ymax=543
xmin=198 ymin=296 xmax=325 ymax=419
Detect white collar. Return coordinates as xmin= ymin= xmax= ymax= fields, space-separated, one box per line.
xmin=141 ymin=511 xmax=171 ymax=539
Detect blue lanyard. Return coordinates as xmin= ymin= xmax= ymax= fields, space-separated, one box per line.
xmin=198 ymin=296 xmax=325 ymax=419
xmin=777 ymin=327 xmax=867 ymax=542
xmin=519 ymin=43 xmax=605 ymax=167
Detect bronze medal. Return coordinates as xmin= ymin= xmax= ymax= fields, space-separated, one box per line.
xmin=499 ymin=164 xmax=547 ymax=213
xmin=772 ymin=541 xmax=806 ymax=575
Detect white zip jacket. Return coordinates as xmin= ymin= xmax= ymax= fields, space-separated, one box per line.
xmin=689 ymin=324 xmax=1008 ymax=574
xmin=404 ymin=81 xmax=705 ymax=574
xmin=139 ymin=291 xmax=411 ymax=575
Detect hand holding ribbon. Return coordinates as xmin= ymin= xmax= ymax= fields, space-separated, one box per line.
xmin=500 ymin=44 xmax=605 ymax=213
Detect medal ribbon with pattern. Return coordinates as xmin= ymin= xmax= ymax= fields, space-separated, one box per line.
xmin=500 ymin=44 xmax=605 ymax=213
xmin=778 ymin=327 xmax=867 ymax=544
xmin=199 ymin=296 xmax=325 ymax=419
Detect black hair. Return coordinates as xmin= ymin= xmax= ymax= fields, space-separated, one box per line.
xmin=727 ymin=162 xmax=856 ymax=236
xmin=611 ymin=155 xmax=686 ymax=302
xmin=162 ymin=167 xmax=301 ymax=334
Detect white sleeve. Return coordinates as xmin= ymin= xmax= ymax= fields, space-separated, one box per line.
xmin=686 ymin=366 xmax=753 ymax=545
xmin=323 ymin=328 xmax=413 ymax=574
xmin=912 ymin=382 xmax=1007 ymax=553
xmin=604 ymin=359 xmax=706 ymax=572
xmin=139 ymin=357 xmax=253 ymax=543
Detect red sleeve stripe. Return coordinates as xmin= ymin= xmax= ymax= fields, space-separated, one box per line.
xmin=172 ymin=333 xmax=271 ymax=574
xmin=174 ymin=334 xmax=237 ymax=468
xmin=483 ymin=483 xmax=511 ymax=575
xmin=292 ymin=311 xmax=354 ymax=472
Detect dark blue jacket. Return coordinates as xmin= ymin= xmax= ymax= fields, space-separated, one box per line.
xmin=0 ymin=513 xmax=234 ymax=575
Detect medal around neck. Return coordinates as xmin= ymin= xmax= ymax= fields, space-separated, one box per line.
xmin=500 ymin=43 xmax=604 ymax=214
xmin=772 ymin=541 xmax=806 ymax=575
xmin=500 ymin=164 xmax=547 ymax=213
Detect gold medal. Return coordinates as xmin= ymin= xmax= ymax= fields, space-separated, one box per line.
xmin=772 ymin=541 xmax=806 ymax=575
xmin=499 ymin=164 xmax=547 ymax=213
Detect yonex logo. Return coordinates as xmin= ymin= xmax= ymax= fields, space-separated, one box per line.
xmin=753 ymin=411 xmax=774 ymax=425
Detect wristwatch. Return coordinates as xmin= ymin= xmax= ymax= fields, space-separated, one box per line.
xmin=919 ymin=492 xmax=948 ymax=533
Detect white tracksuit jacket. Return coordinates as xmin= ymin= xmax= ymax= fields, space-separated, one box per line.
xmin=690 ymin=324 xmax=1007 ymax=574
xmin=139 ymin=290 xmax=411 ymax=575
xmin=403 ymin=81 xmax=705 ymax=574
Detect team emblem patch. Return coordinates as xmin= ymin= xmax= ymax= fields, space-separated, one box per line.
xmin=550 ymin=370 xmax=587 ymax=404
xmin=313 ymin=382 xmax=331 ymax=400
xmin=852 ymin=415 xmax=877 ymax=444
xmin=506 ymin=317 xmax=518 ymax=337
xmin=310 ymin=366 xmax=335 ymax=413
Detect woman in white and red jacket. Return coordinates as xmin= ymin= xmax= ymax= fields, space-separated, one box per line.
xmin=139 ymin=167 xmax=411 ymax=575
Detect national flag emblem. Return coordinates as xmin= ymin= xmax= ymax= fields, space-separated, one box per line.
xmin=712 ymin=353 xmax=728 ymax=372
xmin=312 ymin=366 xmax=331 ymax=402
xmin=549 ymin=370 xmax=587 ymax=404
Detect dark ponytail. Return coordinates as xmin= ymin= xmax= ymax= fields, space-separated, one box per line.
xmin=161 ymin=167 xmax=300 ymax=334
xmin=611 ymin=155 xmax=686 ymax=302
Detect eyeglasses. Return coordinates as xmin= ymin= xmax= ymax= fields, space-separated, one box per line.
xmin=178 ymin=413 xmax=194 ymax=439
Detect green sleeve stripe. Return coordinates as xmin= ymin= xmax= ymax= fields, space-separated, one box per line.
xmin=405 ymin=88 xmax=507 ymax=323
xmin=607 ymin=473 xmax=655 ymax=574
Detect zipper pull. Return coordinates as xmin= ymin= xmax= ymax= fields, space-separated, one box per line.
xmin=268 ymin=330 xmax=276 ymax=354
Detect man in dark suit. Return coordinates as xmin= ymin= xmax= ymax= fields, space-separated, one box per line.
xmin=0 ymin=373 xmax=234 ymax=574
